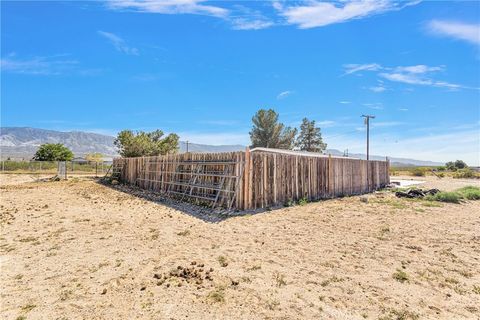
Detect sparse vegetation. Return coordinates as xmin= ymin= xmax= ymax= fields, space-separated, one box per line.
xmin=176 ymin=230 xmax=191 ymax=236
xmin=21 ymin=304 xmax=36 ymax=312
xmin=453 ymin=168 xmax=475 ymax=179
xmin=456 ymin=186 xmax=480 ymax=200
xmin=379 ymin=308 xmax=419 ymax=320
xmin=207 ymin=285 xmax=225 ymax=303
xmin=426 ymin=191 xmax=461 ymax=203
xmin=393 ymin=269 xmax=409 ymax=283
xmin=298 ymin=197 xmax=308 ymax=206
xmin=217 ymin=256 xmax=228 ymax=267
xmin=274 ymin=272 xmax=287 ymax=287
xmin=425 ymin=186 xmax=480 ymax=203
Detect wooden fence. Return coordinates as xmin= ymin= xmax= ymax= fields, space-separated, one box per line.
xmin=113 ymin=149 xmax=389 ymax=211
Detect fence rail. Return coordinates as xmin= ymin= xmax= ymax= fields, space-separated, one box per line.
xmin=114 ymin=149 xmax=390 ymax=211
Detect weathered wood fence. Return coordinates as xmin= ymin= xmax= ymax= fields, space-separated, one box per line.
xmin=113 ymin=149 xmax=390 ymax=211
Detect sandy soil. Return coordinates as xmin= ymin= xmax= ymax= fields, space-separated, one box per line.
xmin=1 ymin=175 xmax=479 ymax=320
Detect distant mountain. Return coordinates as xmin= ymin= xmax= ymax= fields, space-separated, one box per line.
xmin=0 ymin=127 xmax=244 ymax=159
xmin=1 ymin=127 xmax=117 ymax=159
xmin=0 ymin=127 xmax=443 ymax=166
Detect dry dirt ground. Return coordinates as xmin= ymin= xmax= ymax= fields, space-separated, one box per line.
xmin=1 ymin=174 xmax=479 ymax=320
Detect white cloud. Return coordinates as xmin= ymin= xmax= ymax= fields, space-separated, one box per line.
xmin=394 ymin=65 xmax=443 ymax=74
xmin=317 ymin=120 xmax=336 ymax=127
xmin=231 ymin=18 xmax=274 ymax=30
xmin=277 ymin=90 xmax=294 ymax=99
xmin=0 ymin=55 xmax=86 ymax=75
xmin=107 ymin=0 xmax=228 ymax=18
xmin=428 ymin=20 xmax=480 ymax=45
xmin=398 ymin=108 xmax=408 ymax=112
xmin=343 ymin=63 xmax=381 ymax=75
xmin=98 ymin=31 xmax=139 ymax=55
xmin=275 ymin=0 xmax=419 ymax=29
xmin=369 ymin=85 xmax=386 ymax=92
xmin=339 ymin=101 xmax=351 ymax=104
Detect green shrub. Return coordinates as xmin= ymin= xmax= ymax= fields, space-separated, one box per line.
xmin=453 ymin=168 xmax=475 ymax=179
xmin=410 ymin=168 xmax=425 ymax=177
xmin=298 ymin=197 xmax=308 ymax=206
xmin=456 ymin=186 xmax=480 ymax=200
xmin=426 ymin=192 xmax=461 ymax=204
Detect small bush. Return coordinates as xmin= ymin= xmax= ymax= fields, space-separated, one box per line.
xmin=456 ymin=186 xmax=480 ymax=200
xmin=426 ymin=192 xmax=461 ymax=204
xmin=393 ymin=269 xmax=409 ymax=283
xmin=410 ymin=168 xmax=425 ymax=177
xmin=453 ymin=168 xmax=475 ymax=179
xmin=298 ymin=197 xmax=308 ymax=206
xmin=217 ymin=256 xmax=228 ymax=267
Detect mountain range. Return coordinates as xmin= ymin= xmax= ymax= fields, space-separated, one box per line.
xmin=0 ymin=127 xmax=443 ymax=166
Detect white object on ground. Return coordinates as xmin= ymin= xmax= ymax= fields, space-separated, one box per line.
xmin=390 ymin=179 xmax=426 ymax=187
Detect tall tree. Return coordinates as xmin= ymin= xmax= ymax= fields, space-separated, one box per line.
xmin=296 ymin=118 xmax=327 ymax=152
xmin=249 ymin=109 xmax=297 ymax=149
xmin=33 ymin=143 xmax=74 ymax=161
xmin=114 ymin=129 xmax=179 ymax=158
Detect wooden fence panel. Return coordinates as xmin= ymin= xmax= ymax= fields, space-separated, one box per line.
xmin=113 ymin=150 xmax=390 ymax=211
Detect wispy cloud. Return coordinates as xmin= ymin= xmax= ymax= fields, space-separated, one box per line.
xmin=344 ymin=63 xmax=475 ymax=91
xmin=106 ymin=0 xmax=228 ymax=18
xmin=231 ymin=17 xmax=274 ymax=30
xmin=427 ymin=20 xmax=480 ymax=45
xmin=317 ymin=120 xmax=336 ymax=128
xmin=275 ymin=0 xmax=419 ymax=29
xmin=106 ymin=0 xmax=274 ymax=30
xmin=0 ymin=55 xmax=99 ymax=76
xmin=277 ymin=90 xmax=294 ymax=99
xmin=230 ymin=5 xmax=274 ymax=30
xmin=98 ymin=31 xmax=139 ymax=55
xmin=339 ymin=101 xmax=351 ymax=104
xmin=369 ymin=85 xmax=386 ymax=92
xmin=343 ymin=63 xmax=381 ymax=75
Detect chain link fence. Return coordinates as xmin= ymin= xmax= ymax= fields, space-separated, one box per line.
xmin=1 ymin=160 xmax=112 ymax=179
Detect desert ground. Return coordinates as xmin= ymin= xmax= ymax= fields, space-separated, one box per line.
xmin=1 ymin=174 xmax=479 ymax=320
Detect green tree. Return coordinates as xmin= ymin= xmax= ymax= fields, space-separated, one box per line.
xmin=296 ymin=118 xmax=327 ymax=152
xmin=454 ymin=160 xmax=467 ymax=169
xmin=33 ymin=143 xmax=74 ymax=161
xmin=114 ymin=129 xmax=179 ymax=157
xmin=249 ymin=109 xmax=297 ymax=149
xmin=446 ymin=160 xmax=468 ymax=171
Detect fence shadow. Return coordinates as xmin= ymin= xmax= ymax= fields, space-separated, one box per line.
xmin=97 ymin=180 xmax=270 ymax=223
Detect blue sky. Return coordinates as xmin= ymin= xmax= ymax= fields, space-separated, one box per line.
xmin=1 ymin=0 xmax=479 ymax=164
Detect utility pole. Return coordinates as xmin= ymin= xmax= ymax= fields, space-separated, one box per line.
xmin=361 ymin=115 xmax=375 ymax=160
xmin=186 ymin=140 xmax=189 ymax=153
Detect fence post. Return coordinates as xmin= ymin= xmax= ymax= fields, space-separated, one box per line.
xmin=243 ymin=147 xmax=251 ymax=210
